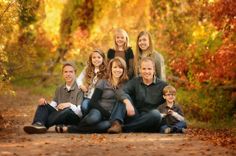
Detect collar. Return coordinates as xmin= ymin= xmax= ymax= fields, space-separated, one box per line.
xmin=63 ymin=80 xmax=76 ymax=91
xmin=140 ymin=76 xmax=157 ymax=85
xmin=163 ymin=102 xmax=176 ymax=109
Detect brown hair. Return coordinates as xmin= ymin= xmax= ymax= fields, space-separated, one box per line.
xmin=163 ymin=85 xmax=176 ymax=95
xmin=62 ymin=61 xmax=77 ymax=73
xmin=107 ymin=57 xmax=128 ymax=88
xmin=84 ymin=49 xmax=107 ymax=87
xmin=135 ymin=31 xmax=154 ymax=75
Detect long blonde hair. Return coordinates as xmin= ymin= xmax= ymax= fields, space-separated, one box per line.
xmin=107 ymin=57 xmax=128 ymax=88
xmin=113 ymin=28 xmax=130 ymax=51
xmin=135 ymin=31 xmax=154 ymax=75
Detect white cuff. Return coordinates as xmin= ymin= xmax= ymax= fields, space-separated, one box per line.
xmin=49 ymin=101 xmax=57 ymax=109
xmin=70 ymin=104 xmax=83 ymax=118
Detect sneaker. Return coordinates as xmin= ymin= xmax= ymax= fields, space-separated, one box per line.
xmin=107 ymin=120 xmax=122 ymax=134
xmin=23 ymin=122 xmax=47 ymax=134
xmin=164 ymin=127 xmax=171 ymax=134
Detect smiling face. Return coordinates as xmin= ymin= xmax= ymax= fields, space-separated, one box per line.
xmin=112 ymin=61 xmax=124 ymax=80
xmin=163 ymin=92 xmax=176 ymax=104
xmin=63 ymin=65 xmax=76 ymax=85
xmin=91 ymin=51 xmax=104 ymax=68
xmin=115 ymin=32 xmax=126 ymax=48
xmin=138 ymin=34 xmax=150 ymax=51
xmin=140 ymin=59 xmax=155 ymax=84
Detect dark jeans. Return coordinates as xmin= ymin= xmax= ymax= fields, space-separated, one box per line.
xmin=67 ymin=109 xmax=111 ymax=133
xmin=160 ymin=121 xmax=187 ymax=133
xmin=110 ymin=102 xmax=162 ymax=132
xmin=32 ymin=104 xmax=80 ymax=128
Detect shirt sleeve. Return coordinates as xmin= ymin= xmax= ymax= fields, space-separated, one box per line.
xmin=153 ymin=52 xmax=166 ymax=81
xmin=172 ymin=112 xmax=185 ymax=121
xmin=127 ymin=47 xmax=134 ymax=59
xmin=49 ymin=101 xmax=57 ymax=109
xmin=107 ymin=49 xmax=115 ymax=60
xmin=117 ymin=78 xmax=135 ymax=102
xmin=172 ymin=104 xmax=185 ymax=121
xmin=70 ymin=103 xmax=83 ymax=117
xmin=76 ymin=68 xmax=86 ymax=87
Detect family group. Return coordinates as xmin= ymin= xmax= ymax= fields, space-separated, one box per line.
xmin=23 ymin=29 xmax=187 ymax=134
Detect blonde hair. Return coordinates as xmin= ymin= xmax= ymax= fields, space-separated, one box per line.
xmin=163 ymin=85 xmax=176 ymax=95
xmin=113 ymin=28 xmax=130 ymax=51
xmin=107 ymin=57 xmax=128 ymax=88
xmin=135 ymin=31 xmax=154 ymax=75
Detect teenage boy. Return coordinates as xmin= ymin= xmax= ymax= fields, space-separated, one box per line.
xmin=23 ymin=62 xmax=83 ymax=134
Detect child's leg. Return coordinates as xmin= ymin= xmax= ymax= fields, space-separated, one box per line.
xmin=172 ymin=121 xmax=187 ymax=133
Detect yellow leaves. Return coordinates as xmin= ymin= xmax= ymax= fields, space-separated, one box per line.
xmin=192 ymin=25 xmax=206 ymax=39
xmin=211 ymin=31 xmax=219 ymax=40
xmin=42 ymin=0 xmax=64 ymax=44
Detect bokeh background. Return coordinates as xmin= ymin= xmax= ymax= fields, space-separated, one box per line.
xmin=0 ymin=0 xmax=235 ymax=125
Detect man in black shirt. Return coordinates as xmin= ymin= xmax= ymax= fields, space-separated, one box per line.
xmin=108 ymin=57 xmax=167 ymax=133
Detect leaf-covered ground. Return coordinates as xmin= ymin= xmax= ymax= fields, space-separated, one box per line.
xmin=0 ymin=89 xmax=235 ymax=156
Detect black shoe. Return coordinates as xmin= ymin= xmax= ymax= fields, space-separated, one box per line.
xmin=23 ymin=122 xmax=47 ymax=134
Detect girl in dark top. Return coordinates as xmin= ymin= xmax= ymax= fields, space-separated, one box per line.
xmin=56 ymin=57 xmax=128 ymax=133
xmin=107 ymin=28 xmax=134 ymax=79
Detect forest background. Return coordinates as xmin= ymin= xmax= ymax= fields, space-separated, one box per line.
xmin=0 ymin=0 xmax=235 ymax=129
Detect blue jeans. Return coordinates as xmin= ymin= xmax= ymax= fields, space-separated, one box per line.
xmin=110 ymin=102 xmax=162 ymax=132
xmin=160 ymin=121 xmax=187 ymax=133
xmin=32 ymin=104 xmax=80 ymax=128
xmin=81 ymin=98 xmax=91 ymax=115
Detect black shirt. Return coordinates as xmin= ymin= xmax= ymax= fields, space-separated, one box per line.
xmin=117 ymin=77 xmax=168 ymax=113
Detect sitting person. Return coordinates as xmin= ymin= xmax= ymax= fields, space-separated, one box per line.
xmin=157 ymin=85 xmax=187 ymax=133
xmin=56 ymin=57 xmax=129 ymax=133
xmin=76 ymin=49 xmax=107 ymax=115
xmin=108 ymin=57 xmax=168 ymax=133
xmin=23 ymin=62 xmax=83 ymax=134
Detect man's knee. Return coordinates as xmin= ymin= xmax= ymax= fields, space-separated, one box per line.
xmin=149 ymin=109 xmax=162 ymax=122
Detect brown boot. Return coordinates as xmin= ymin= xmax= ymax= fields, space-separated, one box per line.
xmin=107 ymin=120 xmax=122 ymax=134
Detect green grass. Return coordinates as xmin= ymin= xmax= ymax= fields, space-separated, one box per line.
xmin=12 ymin=76 xmax=61 ymax=97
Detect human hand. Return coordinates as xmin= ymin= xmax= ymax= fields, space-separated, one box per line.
xmin=167 ymin=109 xmax=174 ymax=115
xmin=80 ymin=85 xmax=88 ymax=92
xmin=161 ymin=113 xmax=167 ymax=117
xmin=57 ymin=103 xmax=71 ymax=110
xmin=38 ymin=98 xmax=47 ymax=105
xmin=124 ymin=99 xmax=135 ymax=116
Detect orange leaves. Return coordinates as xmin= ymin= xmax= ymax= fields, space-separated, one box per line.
xmin=209 ymin=0 xmax=236 ymax=36
xmin=187 ymin=128 xmax=236 ymax=149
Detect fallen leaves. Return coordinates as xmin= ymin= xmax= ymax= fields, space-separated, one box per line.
xmin=187 ymin=128 xmax=236 ymax=150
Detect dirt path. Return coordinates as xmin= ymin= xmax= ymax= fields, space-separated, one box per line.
xmin=0 ymin=89 xmax=235 ymax=156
